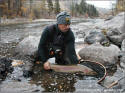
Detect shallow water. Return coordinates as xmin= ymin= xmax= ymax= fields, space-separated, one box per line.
xmin=0 ymin=64 xmax=103 ymax=93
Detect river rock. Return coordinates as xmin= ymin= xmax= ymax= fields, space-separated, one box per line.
xmin=120 ymin=39 xmax=125 ymax=69
xmin=78 ymin=43 xmax=120 ymax=66
xmin=105 ymin=15 xmax=113 ymax=21
xmin=107 ymin=35 xmax=123 ymax=47
xmin=95 ymin=12 xmax=124 ymax=30
xmin=84 ymin=30 xmax=109 ymax=46
xmin=94 ymin=14 xmax=125 ymax=47
xmin=120 ymin=22 xmax=125 ymax=34
xmin=121 ymin=39 xmax=125 ymax=52
xmin=107 ymin=23 xmax=125 ymax=47
xmin=107 ymin=28 xmax=121 ymax=36
xmin=15 ymin=36 xmax=40 ymax=56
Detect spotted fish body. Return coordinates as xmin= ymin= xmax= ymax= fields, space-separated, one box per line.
xmin=50 ymin=64 xmax=97 ymax=75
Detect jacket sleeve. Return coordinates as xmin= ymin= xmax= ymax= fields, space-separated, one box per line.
xmin=65 ymin=32 xmax=79 ymax=64
xmin=38 ymin=27 xmax=49 ymax=63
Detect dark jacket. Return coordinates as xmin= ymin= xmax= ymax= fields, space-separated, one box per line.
xmin=38 ymin=24 xmax=78 ymax=64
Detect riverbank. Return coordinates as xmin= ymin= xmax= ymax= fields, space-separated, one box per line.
xmin=0 ymin=17 xmax=94 ymax=27
xmin=0 ymin=18 xmax=56 ymax=26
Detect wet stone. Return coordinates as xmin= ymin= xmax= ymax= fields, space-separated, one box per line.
xmin=0 ymin=57 xmax=13 ymax=80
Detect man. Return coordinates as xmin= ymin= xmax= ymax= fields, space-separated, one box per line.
xmin=37 ymin=12 xmax=79 ymax=70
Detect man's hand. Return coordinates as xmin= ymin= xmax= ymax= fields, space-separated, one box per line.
xmin=43 ymin=61 xmax=51 ymax=70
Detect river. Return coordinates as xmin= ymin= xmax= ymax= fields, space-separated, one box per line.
xmin=0 ymin=19 xmax=110 ymax=93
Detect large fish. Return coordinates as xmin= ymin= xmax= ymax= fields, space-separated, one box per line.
xmin=50 ymin=64 xmax=97 ymax=75
xmin=11 ymin=60 xmax=97 ymax=75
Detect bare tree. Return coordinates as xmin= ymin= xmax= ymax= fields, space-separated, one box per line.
xmin=54 ymin=0 xmax=60 ymax=14
xmin=47 ymin=0 xmax=53 ymax=16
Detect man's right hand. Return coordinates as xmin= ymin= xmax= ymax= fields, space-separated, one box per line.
xmin=43 ymin=61 xmax=51 ymax=70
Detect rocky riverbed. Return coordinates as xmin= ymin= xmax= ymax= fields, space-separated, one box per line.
xmin=0 ymin=12 xmax=125 ymax=93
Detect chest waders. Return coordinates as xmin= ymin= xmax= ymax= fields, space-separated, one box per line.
xmin=47 ymin=25 xmax=67 ymax=65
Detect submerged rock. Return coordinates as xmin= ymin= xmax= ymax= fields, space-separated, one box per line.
xmin=78 ymin=43 xmax=120 ymax=66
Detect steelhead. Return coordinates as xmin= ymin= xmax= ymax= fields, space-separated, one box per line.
xmin=50 ymin=64 xmax=97 ymax=75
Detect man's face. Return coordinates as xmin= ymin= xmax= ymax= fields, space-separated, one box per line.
xmin=58 ymin=24 xmax=70 ymax=32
